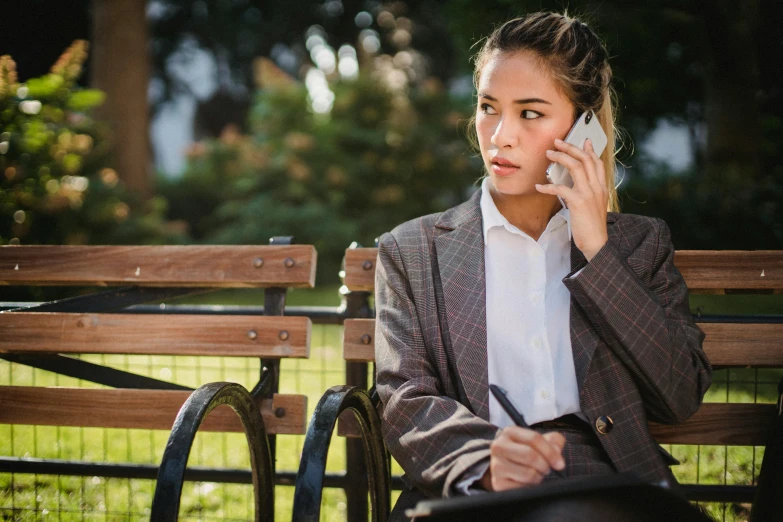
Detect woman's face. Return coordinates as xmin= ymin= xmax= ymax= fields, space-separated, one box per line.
xmin=476 ymin=50 xmax=576 ymax=196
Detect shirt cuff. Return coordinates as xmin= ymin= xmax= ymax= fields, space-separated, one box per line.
xmin=567 ymin=266 xmax=587 ymax=279
xmin=454 ymin=461 xmax=491 ymax=496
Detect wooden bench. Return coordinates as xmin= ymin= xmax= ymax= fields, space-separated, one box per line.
xmin=0 ymin=243 xmax=316 ymax=513
xmin=338 ymin=247 xmax=783 ymax=515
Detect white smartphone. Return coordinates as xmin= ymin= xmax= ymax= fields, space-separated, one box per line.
xmin=545 ymin=110 xmax=608 ymax=188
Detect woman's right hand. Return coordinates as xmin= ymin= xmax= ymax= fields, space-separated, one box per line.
xmin=480 ymin=427 xmax=566 ymax=491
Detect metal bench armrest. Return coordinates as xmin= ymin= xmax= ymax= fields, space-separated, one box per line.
xmin=293 ymin=385 xmax=391 ymax=522
xmin=151 ymin=382 xmax=274 ymax=521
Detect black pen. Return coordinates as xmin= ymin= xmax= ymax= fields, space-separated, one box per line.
xmin=489 ymin=384 xmax=529 ymax=427
xmin=489 ymin=384 xmax=565 ymax=478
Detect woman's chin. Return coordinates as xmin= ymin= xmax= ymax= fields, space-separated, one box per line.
xmin=489 ymin=174 xmax=539 ymax=196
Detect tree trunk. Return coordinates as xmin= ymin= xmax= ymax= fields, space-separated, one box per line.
xmin=91 ymin=0 xmax=151 ymax=197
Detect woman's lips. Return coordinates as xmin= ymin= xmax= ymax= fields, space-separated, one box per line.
xmin=491 ymin=161 xmax=520 ymax=177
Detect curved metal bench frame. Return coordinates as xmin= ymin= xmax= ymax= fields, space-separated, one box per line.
xmin=293 ymin=385 xmax=391 ymax=522
xmin=150 ymin=382 xmax=274 ymax=521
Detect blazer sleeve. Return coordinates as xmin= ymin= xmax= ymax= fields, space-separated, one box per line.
xmin=562 ymin=218 xmax=712 ymax=424
xmin=374 ymin=231 xmax=498 ymax=499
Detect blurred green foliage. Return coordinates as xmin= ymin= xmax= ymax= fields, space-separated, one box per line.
xmin=161 ymin=75 xmax=481 ymax=282
xmin=0 ymin=41 xmax=183 ymax=248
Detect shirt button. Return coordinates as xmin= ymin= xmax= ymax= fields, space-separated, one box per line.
xmin=532 ymin=337 xmax=542 ymax=349
xmin=540 ymin=389 xmax=550 ymax=400
xmin=531 ymin=292 xmax=542 ymax=305
xmin=532 ymin=249 xmax=542 ymax=257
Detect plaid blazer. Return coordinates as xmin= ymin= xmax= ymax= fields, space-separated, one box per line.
xmin=374 ymin=188 xmax=712 ymax=506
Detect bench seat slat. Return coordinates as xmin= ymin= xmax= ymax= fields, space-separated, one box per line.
xmin=344 ymin=248 xmax=783 ymax=291
xmin=0 ymin=245 xmax=317 ymax=288
xmin=343 ymin=319 xmax=783 ymax=367
xmin=0 ymin=386 xmax=307 ymax=435
xmin=0 ymin=313 xmax=311 ymax=358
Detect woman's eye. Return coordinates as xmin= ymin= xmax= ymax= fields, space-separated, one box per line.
xmin=479 ymin=103 xmax=497 ymax=115
xmin=521 ymin=110 xmax=541 ymax=119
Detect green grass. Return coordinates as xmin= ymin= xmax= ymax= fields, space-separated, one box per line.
xmin=0 ymin=289 xmax=779 ymax=521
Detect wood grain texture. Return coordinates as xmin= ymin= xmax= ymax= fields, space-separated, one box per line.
xmin=343 ymin=248 xmax=378 ymax=291
xmin=0 ymin=386 xmax=307 ymax=434
xmin=338 ymin=402 xmax=776 ymax=444
xmin=699 ymin=323 xmax=783 ymax=366
xmin=649 ymin=403 xmax=776 ymax=446
xmin=0 ymin=245 xmax=317 ymax=288
xmin=343 ymin=319 xmax=376 ymax=362
xmin=341 ymin=320 xmax=783 ymax=368
xmin=345 ymin=248 xmax=783 ymax=292
xmin=674 ymin=250 xmax=783 ymax=290
xmin=0 ymin=313 xmax=310 ymax=358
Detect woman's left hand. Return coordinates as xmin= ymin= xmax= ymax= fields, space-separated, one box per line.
xmin=536 ymin=138 xmax=608 ymax=261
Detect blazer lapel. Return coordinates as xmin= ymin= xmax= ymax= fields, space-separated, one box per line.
xmin=433 ymin=190 xmax=490 ymax=420
xmin=570 ymin=213 xmax=619 ymax=391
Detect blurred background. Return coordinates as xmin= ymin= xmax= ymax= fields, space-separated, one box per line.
xmin=1 ymin=0 xmax=781 ymax=284
xmin=2 ymin=2 xmax=783 ymax=521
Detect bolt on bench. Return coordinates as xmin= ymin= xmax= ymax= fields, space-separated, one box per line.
xmin=0 ymin=242 xmax=316 ymax=518
xmin=336 ymin=247 xmax=783 ymax=520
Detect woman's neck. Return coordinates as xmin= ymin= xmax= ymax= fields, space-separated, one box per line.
xmin=489 ymin=187 xmax=563 ymax=243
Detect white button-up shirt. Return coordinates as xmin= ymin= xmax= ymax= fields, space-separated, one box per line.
xmin=481 ymin=177 xmax=582 ymax=427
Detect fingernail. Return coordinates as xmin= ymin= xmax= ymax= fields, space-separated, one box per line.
xmin=545 ymin=149 xmax=554 ymax=156
xmin=557 ymin=459 xmax=565 ymax=470
xmin=554 ymin=138 xmax=563 ymax=144
xmin=586 ymin=139 xmax=592 ymax=147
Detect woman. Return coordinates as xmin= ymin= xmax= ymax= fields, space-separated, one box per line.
xmin=374 ymin=11 xmax=712 ymax=520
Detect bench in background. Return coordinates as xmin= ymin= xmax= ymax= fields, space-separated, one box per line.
xmin=0 ymin=242 xmax=315 ymax=498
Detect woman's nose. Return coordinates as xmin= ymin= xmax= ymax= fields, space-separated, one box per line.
xmin=490 ymin=118 xmax=518 ymax=148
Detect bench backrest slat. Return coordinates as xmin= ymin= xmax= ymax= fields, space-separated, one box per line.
xmin=674 ymin=250 xmax=783 ymax=291
xmin=0 ymin=245 xmax=317 ymax=288
xmin=649 ymin=403 xmax=775 ymax=446
xmin=0 ymin=313 xmax=311 ymax=358
xmin=344 ymin=248 xmax=783 ymax=292
xmin=337 ymin=401 xmax=775 ymax=446
xmin=0 ymin=386 xmax=307 ymax=434
xmin=344 ymin=319 xmax=783 ymax=367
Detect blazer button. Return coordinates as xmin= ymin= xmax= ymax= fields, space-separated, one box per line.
xmin=595 ymin=415 xmax=614 ymax=435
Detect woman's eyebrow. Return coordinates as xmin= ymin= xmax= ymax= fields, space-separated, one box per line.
xmin=478 ymin=93 xmax=552 ymax=105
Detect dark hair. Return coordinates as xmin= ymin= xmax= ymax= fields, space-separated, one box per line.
xmin=471 ymin=11 xmax=621 ymax=211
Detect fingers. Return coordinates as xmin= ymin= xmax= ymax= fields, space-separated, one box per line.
xmin=503 ymin=427 xmax=565 ymax=472
xmin=548 ymin=138 xmax=605 ymax=193
xmin=542 ymin=431 xmax=567 ymax=453
xmin=494 ymin=433 xmax=554 ymax=476
xmin=488 ymin=427 xmax=566 ymax=491
xmin=584 ymin=139 xmax=607 ymax=189
xmin=548 ymin=139 xmax=592 ymax=189
xmin=535 ymin=181 xmax=575 ymax=200
xmin=490 ymin=461 xmax=545 ymax=491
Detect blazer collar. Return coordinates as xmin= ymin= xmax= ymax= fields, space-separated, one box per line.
xmin=435 ymin=187 xmax=483 ymax=231
xmin=433 ymin=187 xmax=619 ymax=418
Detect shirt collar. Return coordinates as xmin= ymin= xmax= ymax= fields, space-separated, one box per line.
xmin=479 ymin=177 xmax=572 ymax=244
